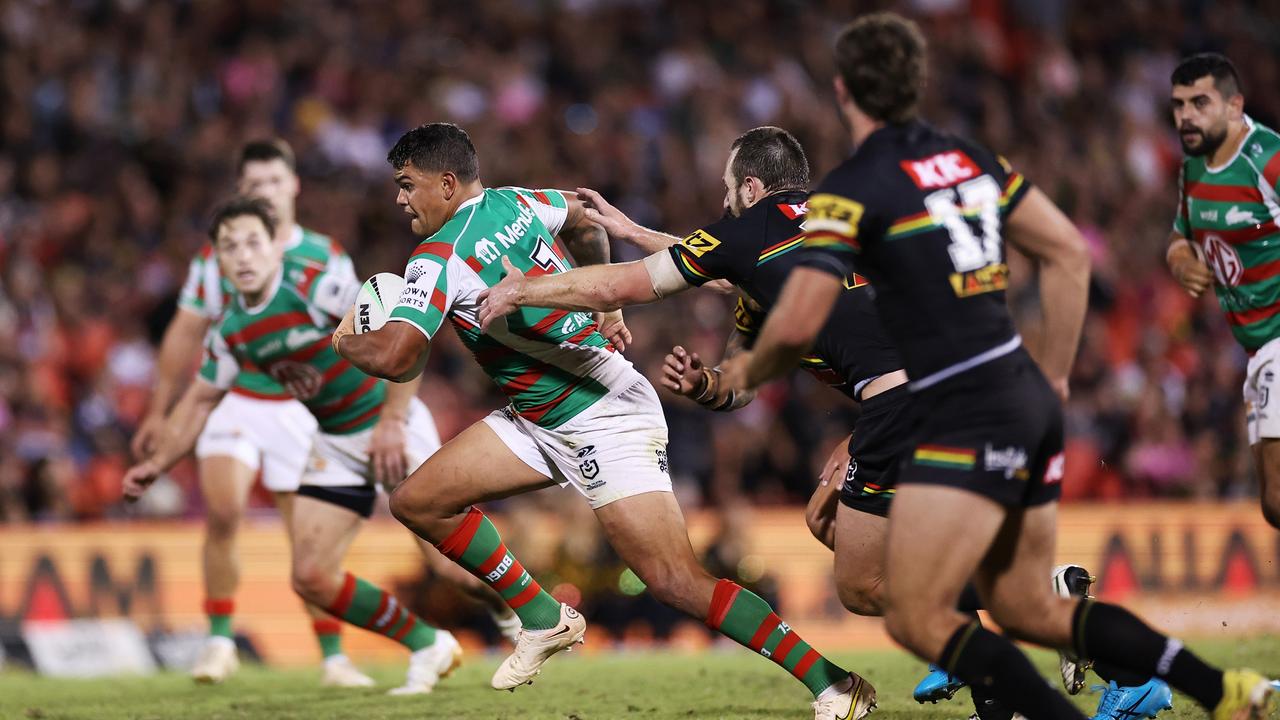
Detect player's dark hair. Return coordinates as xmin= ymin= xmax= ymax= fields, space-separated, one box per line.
xmin=1171 ymin=53 xmax=1242 ymax=98
xmin=729 ymin=126 xmax=810 ymax=191
xmin=208 ymin=196 xmax=277 ymax=242
xmin=237 ymin=138 xmax=296 ymax=176
xmin=833 ymin=13 xmax=927 ymax=124
xmin=387 ymin=123 xmax=480 ymax=182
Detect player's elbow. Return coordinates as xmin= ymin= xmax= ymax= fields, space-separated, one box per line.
xmin=383 ymin=353 xmax=423 ymax=383
xmin=1048 ymin=231 xmax=1091 ymax=283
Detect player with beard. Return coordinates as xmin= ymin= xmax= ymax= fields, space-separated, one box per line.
xmin=1166 ymin=53 xmax=1280 ymax=533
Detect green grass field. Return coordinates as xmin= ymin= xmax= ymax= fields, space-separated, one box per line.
xmin=2 ymin=637 xmax=1277 ymax=719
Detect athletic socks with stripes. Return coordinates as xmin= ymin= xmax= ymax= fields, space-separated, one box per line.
xmin=204 ymin=598 xmax=234 ymax=639
xmin=1071 ymin=599 xmax=1223 ymax=709
xmin=312 ymin=618 xmax=344 ymax=658
xmin=706 ymin=579 xmax=848 ymax=698
xmin=434 ymin=506 xmax=563 ymax=631
xmin=325 ymin=572 xmax=438 ymax=651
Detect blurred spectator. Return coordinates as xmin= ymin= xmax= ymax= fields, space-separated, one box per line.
xmin=1 ymin=0 xmax=1278 ymax=522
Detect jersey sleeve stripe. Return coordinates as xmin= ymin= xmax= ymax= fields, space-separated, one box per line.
xmin=412 ymin=241 xmax=455 ymax=261
xmin=533 ymin=190 xmax=552 ymax=205
xmin=674 ymin=251 xmax=714 ymax=280
xmin=465 ymin=256 xmax=484 ymax=273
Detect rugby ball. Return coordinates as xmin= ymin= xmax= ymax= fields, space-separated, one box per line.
xmin=354 ymin=272 xmax=406 ymax=334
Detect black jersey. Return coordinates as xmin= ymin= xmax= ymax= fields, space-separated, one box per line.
xmin=797 ymin=121 xmax=1032 ymax=389
xmin=667 ymin=190 xmax=902 ymax=399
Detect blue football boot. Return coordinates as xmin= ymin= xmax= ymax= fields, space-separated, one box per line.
xmin=1090 ymin=679 xmax=1173 ymax=719
xmin=913 ymin=664 xmax=965 ymax=703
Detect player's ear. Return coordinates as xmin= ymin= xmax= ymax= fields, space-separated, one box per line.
xmin=1227 ymin=92 xmax=1245 ymax=119
xmin=833 ymin=76 xmax=850 ymax=106
xmin=440 ymin=171 xmax=457 ymax=200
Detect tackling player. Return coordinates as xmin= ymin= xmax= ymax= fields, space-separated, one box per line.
xmin=1165 ymin=53 xmax=1280 ymax=531
xmin=124 ymin=197 xmax=463 ymax=695
xmin=333 ymin=123 xmax=874 ymax=719
xmin=723 ymin=13 xmax=1274 ymax=719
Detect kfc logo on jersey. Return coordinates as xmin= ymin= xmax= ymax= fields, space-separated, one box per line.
xmin=776 ymin=202 xmax=808 ymax=220
xmin=900 ymin=151 xmax=980 ymax=189
xmin=1201 ymin=234 xmax=1243 ymax=286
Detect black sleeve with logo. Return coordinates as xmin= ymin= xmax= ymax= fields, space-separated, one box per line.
xmin=797 ymin=121 xmax=1031 ymax=384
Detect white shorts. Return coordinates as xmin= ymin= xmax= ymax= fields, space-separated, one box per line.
xmin=302 ymin=397 xmax=441 ymax=489
xmin=483 ymin=379 xmax=673 ymax=509
xmin=1245 ymin=337 xmax=1280 ymax=445
xmin=195 ymin=392 xmax=317 ymax=492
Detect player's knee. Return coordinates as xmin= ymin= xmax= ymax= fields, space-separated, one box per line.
xmin=836 ymin=574 xmax=884 ymax=617
xmin=883 ymin=607 xmax=928 ymax=656
xmin=290 ymin=558 xmax=335 ymax=605
xmin=204 ymin=504 xmax=242 ymax=541
xmin=632 ymin=559 xmax=706 ymax=615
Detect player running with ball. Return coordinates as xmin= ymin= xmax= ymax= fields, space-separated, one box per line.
xmin=333 ymin=122 xmax=874 ymax=720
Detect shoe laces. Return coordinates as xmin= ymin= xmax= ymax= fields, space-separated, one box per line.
xmin=1090 ymin=681 xmax=1124 ymax=718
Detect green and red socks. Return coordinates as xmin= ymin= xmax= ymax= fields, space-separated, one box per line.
xmin=325 ymin=572 xmax=438 ymax=651
xmin=312 ymin=619 xmax=343 ymax=659
xmin=435 ymin=507 xmax=562 ymax=631
xmin=706 ymin=579 xmax=848 ymax=697
xmin=205 ymin=598 xmax=234 ymax=639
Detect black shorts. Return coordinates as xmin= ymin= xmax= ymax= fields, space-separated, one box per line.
xmin=839 ymin=383 xmax=914 ymax=518
xmin=894 ymin=348 xmax=1064 ymax=508
xmin=296 ymin=484 xmax=377 ymax=518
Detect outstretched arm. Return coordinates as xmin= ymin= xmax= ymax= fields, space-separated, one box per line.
xmin=478 ymin=250 xmax=691 ymax=330
xmin=576 ymin=187 xmax=684 ymax=254
xmin=123 ymin=379 xmax=225 ymax=501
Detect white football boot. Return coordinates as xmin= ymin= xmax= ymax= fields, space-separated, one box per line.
xmin=191 ymin=636 xmax=239 ymax=684
xmin=490 ymin=603 xmax=586 ymax=690
xmin=388 ymin=630 xmax=463 ymax=695
xmin=321 ymin=654 xmax=376 ymax=688
xmin=812 ymin=672 xmax=877 ymax=719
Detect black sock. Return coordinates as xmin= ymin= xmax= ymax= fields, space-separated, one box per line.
xmin=941 ymin=621 xmax=1085 ymax=719
xmin=1072 ymin=599 xmax=1223 ymax=709
xmin=957 ymin=582 xmax=984 ymax=613
xmin=970 ymin=684 xmax=1014 ymax=720
xmin=1092 ymin=660 xmax=1150 ymax=688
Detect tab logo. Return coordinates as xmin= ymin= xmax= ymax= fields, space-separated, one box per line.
xmin=900 ymin=151 xmax=979 ymax=189
xmin=681 ymin=229 xmax=721 ymax=257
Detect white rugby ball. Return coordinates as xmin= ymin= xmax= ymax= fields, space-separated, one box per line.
xmin=354 ymin=272 xmax=406 ymax=334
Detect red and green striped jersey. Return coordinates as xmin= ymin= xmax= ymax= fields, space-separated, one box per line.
xmin=1173 ymin=116 xmax=1280 ymax=352
xmin=388 ymin=187 xmax=641 ymax=429
xmin=179 ymin=225 xmax=355 ymax=398
xmin=199 ymin=259 xmax=386 ymax=435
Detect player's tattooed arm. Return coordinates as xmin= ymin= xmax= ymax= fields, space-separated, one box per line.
xmin=1004 ymin=187 xmax=1090 ymax=401
xmin=122 ymin=379 xmax=226 ymax=501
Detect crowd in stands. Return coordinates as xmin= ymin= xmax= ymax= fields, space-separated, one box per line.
xmin=2 ymin=0 xmax=1277 ymax=522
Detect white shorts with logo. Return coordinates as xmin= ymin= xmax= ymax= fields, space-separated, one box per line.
xmin=302 ymin=397 xmax=441 ymax=488
xmin=483 ymin=379 xmax=673 ymax=509
xmin=1244 ymin=337 xmax=1280 ymax=445
xmin=195 ymin=392 xmax=318 ymax=492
